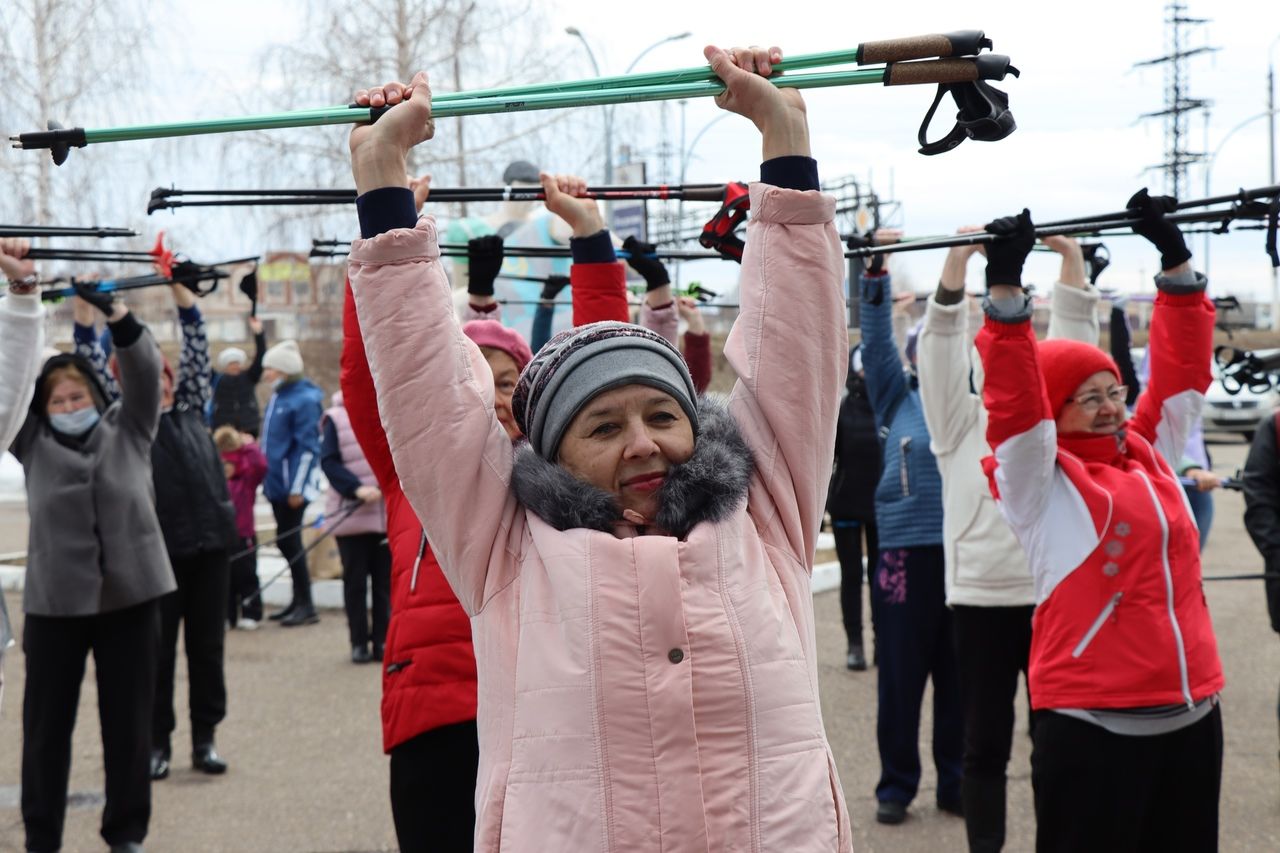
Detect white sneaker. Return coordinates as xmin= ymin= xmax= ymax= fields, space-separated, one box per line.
xmin=237 ymin=618 xmax=260 ymax=631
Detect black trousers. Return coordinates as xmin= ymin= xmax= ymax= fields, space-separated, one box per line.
xmin=389 ymin=720 xmax=480 ymax=853
xmin=832 ymin=519 xmax=878 ymax=648
xmin=952 ymin=604 xmax=1034 ymax=853
xmin=271 ymin=499 xmax=312 ymax=608
xmin=1031 ymin=705 xmax=1223 ymax=853
xmin=22 ymin=599 xmax=160 ymax=851
xmin=871 ymin=545 xmax=964 ymax=807
xmin=154 ymin=550 xmax=230 ymax=749
xmin=336 ymin=533 xmax=391 ymax=649
xmin=228 ymin=534 xmax=263 ymax=623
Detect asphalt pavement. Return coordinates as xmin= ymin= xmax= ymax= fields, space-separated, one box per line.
xmin=1 ymin=438 xmax=1278 ymax=852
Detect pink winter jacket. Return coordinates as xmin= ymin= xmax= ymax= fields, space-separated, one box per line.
xmin=349 ymin=183 xmax=852 ymax=852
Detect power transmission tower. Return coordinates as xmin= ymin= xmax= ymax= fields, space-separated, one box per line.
xmin=1134 ymin=2 xmax=1219 ymax=197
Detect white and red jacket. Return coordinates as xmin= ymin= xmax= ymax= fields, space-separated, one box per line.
xmin=976 ymin=287 xmax=1224 ymax=710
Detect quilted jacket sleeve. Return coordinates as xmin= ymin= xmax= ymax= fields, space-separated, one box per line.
xmin=727 ymin=183 xmax=845 ymax=571
xmin=349 ymin=218 xmax=522 ymax=615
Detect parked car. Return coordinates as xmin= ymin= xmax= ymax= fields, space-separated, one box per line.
xmin=1202 ymin=375 xmax=1280 ymax=441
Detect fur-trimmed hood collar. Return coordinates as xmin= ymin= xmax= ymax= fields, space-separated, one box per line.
xmin=512 ymin=395 xmax=754 ymax=538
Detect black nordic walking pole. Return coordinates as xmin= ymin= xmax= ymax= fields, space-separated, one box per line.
xmin=1203 ymin=572 xmax=1280 ymax=582
xmin=242 ymin=501 xmax=363 ymax=607
xmin=39 ymin=267 xmax=231 ymax=301
xmin=39 ymin=274 xmax=177 ymax=301
xmin=1177 ymin=476 xmax=1243 ymax=492
xmin=844 ymin=206 xmax=1272 ymax=258
xmin=229 ymin=512 xmax=316 ymax=562
xmin=311 ymin=240 xmax=726 ymax=261
xmin=24 ymin=249 xmax=169 ymax=264
xmin=0 ymin=224 xmax=137 ymax=238
xmin=1037 ymin=184 xmax=1280 ymax=230
xmin=148 ymin=183 xmax=731 ymax=214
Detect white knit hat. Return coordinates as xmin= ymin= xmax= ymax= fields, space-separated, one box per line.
xmin=217 ymin=347 xmax=247 ymax=371
xmin=262 ymin=340 xmax=303 ymax=376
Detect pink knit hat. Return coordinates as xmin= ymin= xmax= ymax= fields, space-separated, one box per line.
xmin=1038 ymin=339 xmax=1121 ymax=419
xmin=463 ymin=320 xmax=533 ymax=371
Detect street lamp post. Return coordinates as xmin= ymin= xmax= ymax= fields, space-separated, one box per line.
xmin=1201 ymin=110 xmax=1272 ymax=279
xmin=1269 ymin=36 xmax=1279 ymax=330
xmin=565 ymin=28 xmax=691 ymax=184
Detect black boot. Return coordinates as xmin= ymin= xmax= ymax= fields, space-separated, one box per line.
xmin=268 ymin=600 xmax=297 ymax=621
xmin=281 ymin=604 xmax=318 ymax=627
xmin=961 ymin=775 xmax=1007 ymax=853
xmin=149 ymin=747 xmax=170 ymax=781
xmin=191 ymin=724 xmax=227 ymax=774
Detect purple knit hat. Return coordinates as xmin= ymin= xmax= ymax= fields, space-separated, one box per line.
xmin=512 ymin=321 xmax=699 ymax=459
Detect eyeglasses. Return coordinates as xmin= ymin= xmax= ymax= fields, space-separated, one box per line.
xmin=1069 ymin=386 xmax=1128 ymax=414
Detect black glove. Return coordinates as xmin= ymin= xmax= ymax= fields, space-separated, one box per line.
xmin=467 ymin=235 xmax=504 ymax=297
xmin=540 ymin=274 xmax=570 ymax=302
xmin=846 ymin=233 xmax=887 ymax=275
xmin=239 ymin=269 xmax=259 ymax=303
xmin=72 ymin=279 xmax=117 ymax=316
xmin=1127 ymin=188 xmax=1191 ymax=270
xmin=984 ymin=208 xmax=1036 ymax=287
xmin=169 ymin=259 xmax=212 ymax=294
xmin=622 ymin=236 xmax=670 ymax=291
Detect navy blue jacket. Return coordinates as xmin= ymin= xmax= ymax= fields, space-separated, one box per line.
xmin=260 ymin=377 xmax=324 ymax=503
xmin=858 ymin=272 xmax=944 ymax=549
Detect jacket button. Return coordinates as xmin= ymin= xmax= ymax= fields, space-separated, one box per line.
xmin=667 ymin=648 xmax=684 ymax=664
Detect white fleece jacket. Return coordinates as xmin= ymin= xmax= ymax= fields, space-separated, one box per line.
xmin=917 ymin=282 xmax=1099 ymax=607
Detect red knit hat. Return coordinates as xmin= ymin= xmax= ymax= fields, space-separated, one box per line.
xmin=463 ymin=319 xmax=533 ymax=371
xmin=1038 ymin=339 xmax=1121 ymax=419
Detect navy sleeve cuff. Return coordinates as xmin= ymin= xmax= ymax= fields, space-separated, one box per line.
xmin=356 ymin=187 xmax=418 ymax=239
xmin=760 ymin=156 xmax=819 ymax=192
xmin=177 ymin=304 xmax=201 ymax=324
xmin=570 ymin=230 xmax=616 ymax=265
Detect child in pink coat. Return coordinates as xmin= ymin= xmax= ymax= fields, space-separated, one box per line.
xmin=215 ymin=426 xmax=268 ymax=628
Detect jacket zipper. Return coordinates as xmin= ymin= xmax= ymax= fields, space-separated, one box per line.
xmin=1136 ymin=470 xmax=1195 ymax=709
xmin=410 ymin=530 xmax=427 ymax=593
xmin=386 ymin=660 xmax=412 ymax=674
xmin=1072 ymin=592 xmax=1122 ymax=658
xmin=898 ymin=436 xmax=912 ymax=497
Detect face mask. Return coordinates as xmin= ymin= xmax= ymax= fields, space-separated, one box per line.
xmin=50 ymin=406 xmax=100 ymax=436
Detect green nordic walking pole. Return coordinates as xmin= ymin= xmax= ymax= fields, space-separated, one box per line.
xmin=11 ymin=45 xmax=1015 ymax=165
xmin=278 ymin=31 xmax=993 ymax=109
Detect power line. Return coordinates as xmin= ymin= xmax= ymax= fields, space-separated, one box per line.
xmin=1134 ymin=2 xmax=1219 ymax=197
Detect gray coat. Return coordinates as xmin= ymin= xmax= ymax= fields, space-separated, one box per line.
xmin=11 ymin=330 xmax=176 ymax=616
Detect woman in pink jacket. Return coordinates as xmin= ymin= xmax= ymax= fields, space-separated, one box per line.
xmin=346 ymin=45 xmax=851 ymax=852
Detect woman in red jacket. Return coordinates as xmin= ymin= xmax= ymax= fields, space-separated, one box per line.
xmin=974 ymin=194 xmax=1223 ymax=853
xmin=342 ymin=173 xmax=633 ymax=852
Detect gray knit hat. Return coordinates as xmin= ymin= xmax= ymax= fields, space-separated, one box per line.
xmin=513 ymin=322 xmax=699 ymax=460
xmin=502 ymin=160 xmax=541 ymax=184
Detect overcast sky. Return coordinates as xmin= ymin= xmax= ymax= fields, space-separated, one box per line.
xmin=18 ymin=0 xmax=1280 ymax=299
